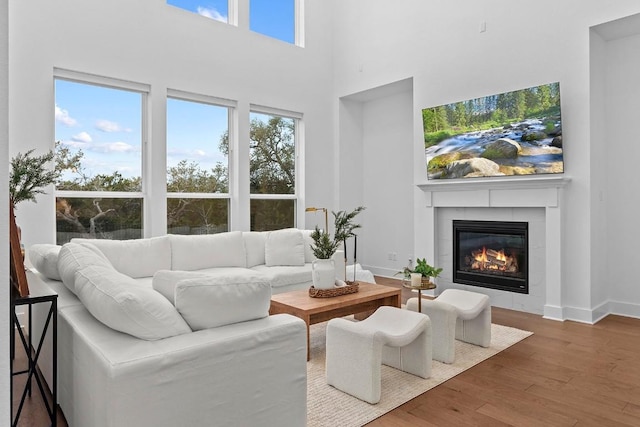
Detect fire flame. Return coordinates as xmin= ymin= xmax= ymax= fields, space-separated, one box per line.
xmin=472 ymin=247 xmax=510 ymax=271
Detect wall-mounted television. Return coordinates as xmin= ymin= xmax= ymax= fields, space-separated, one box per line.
xmin=423 ymin=82 xmax=563 ymax=180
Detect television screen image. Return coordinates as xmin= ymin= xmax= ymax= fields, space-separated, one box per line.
xmin=423 ymin=82 xmax=563 ymax=180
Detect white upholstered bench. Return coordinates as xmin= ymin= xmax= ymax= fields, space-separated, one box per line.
xmin=407 ymin=288 xmax=491 ymax=364
xmin=325 ymin=306 xmax=432 ymax=404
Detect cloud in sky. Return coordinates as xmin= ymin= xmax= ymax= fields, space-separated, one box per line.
xmin=92 ymin=141 xmax=138 ymax=153
xmin=55 ymin=105 xmax=77 ymax=127
xmin=60 ymin=139 xmax=138 ymax=154
xmin=72 ymin=131 xmax=92 ymax=143
xmin=197 ymin=6 xmax=227 ymax=22
xmin=95 ymin=119 xmax=131 ymax=133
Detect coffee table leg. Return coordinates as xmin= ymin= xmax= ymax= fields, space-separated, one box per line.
xmin=305 ymin=319 xmax=310 ymax=361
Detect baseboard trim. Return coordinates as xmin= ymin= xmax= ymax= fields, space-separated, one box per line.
xmin=607 ymin=300 xmax=640 ymax=320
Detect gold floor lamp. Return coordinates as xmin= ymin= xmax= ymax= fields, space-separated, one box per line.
xmin=305 ymin=207 xmax=328 ymax=232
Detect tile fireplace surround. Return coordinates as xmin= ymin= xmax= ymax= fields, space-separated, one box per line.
xmin=418 ymin=176 xmax=570 ymax=321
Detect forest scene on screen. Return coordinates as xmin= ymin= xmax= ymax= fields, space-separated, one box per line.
xmin=423 ymin=82 xmax=563 ymax=180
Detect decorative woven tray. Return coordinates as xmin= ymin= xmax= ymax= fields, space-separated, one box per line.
xmin=309 ymin=281 xmax=359 ymax=298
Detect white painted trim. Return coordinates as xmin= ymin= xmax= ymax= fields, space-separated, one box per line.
xmin=167 ymin=193 xmax=229 ymax=199
xmin=167 ymin=88 xmax=237 ymax=108
xmin=250 ymin=104 xmax=303 ymax=120
xmin=295 ymin=0 xmax=305 ymax=47
xmin=53 ymin=68 xmax=150 ymax=93
xmin=608 ymin=300 xmax=640 ymax=320
xmin=418 ymin=176 xmax=571 ymax=192
xmin=543 ymin=305 xmax=565 ymax=321
xmin=56 ymin=190 xmax=144 ymax=198
xmin=249 ymin=194 xmax=296 ymax=200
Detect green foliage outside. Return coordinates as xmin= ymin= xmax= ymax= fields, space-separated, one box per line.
xmin=422 ymin=83 xmax=561 ymax=147
xmin=55 ymin=115 xmax=297 ymax=242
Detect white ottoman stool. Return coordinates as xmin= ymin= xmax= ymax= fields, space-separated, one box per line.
xmin=325 ymin=306 xmax=432 ymax=404
xmin=407 ymin=289 xmax=491 ymax=364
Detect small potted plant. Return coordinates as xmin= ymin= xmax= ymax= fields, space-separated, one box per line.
xmin=399 ymin=257 xmax=442 ymax=288
xmin=310 ymin=206 xmax=365 ymax=289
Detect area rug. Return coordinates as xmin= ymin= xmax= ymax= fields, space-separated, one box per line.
xmin=306 ymin=321 xmax=532 ymax=427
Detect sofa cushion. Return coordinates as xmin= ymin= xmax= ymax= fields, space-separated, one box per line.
xmin=153 ymin=268 xmax=264 ymax=303
xmin=243 ymin=231 xmax=267 ymax=267
xmin=71 ymin=236 xmax=172 ymax=279
xmin=58 ymin=242 xmax=114 ymax=295
xmin=301 ymin=229 xmax=316 ymax=263
xmin=250 ymin=264 xmax=312 ymax=289
xmin=74 ymin=264 xmax=192 ymax=340
xmin=29 ymin=244 xmax=62 ymax=281
xmin=174 ymin=275 xmax=271 ymax=331
xmin=265 ymin=228 xmax=305 ymax=267
xmin=170 ymin=232 xmax=246 ymax=270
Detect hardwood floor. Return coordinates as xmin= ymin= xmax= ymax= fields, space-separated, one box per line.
xmin=12 ymin=277 xmax=640 ymax=427
xmin=369 ymin=277 xmax=640 ymax=426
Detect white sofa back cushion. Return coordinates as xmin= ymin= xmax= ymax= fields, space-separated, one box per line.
xmin=29 ymin=244 xmax=62 ymax=281
xmin=58 ymin=242 xmax=114 ymax=295
xmin=170 ymin=231 xmax=246 ymax=270
xmin=265 ymin=228 xmax=305 ymax=267
xmin=71 ymin=236 xmax=172 ymax=279
xmin=243 ymin=231 xmax=267 ymax=267
xmin=174 ymin=275 xmax=271 ymax=331
xmin=74 ymin=264 xmax=192 ymax=340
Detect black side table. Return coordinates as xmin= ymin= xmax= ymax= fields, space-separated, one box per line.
xmin=10 ymin=271 xmax=58 ymax=427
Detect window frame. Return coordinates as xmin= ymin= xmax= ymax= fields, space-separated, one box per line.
xmin=166 ymin=89 xmax=236 ymax=233
xmin=53 ymin=69 xmax=149 ymax=242
xmin=248 ymin=104 xmax=302 ymax=230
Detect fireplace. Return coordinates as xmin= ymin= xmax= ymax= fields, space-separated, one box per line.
xmin=453 ymin=220 xmax=528 ymax=294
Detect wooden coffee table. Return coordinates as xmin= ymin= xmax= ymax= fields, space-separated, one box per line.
xmin=269 ymin=282 xmax=401 ymax=360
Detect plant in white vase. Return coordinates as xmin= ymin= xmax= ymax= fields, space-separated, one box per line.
xmin=310 ymin=206 xmax=365 ymax=289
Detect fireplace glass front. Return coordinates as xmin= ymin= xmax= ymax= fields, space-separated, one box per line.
xmin=453 ymin=220 xmax=528 ymax=294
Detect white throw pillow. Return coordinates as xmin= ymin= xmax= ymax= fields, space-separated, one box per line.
xmin=170 ymin=232 xmax=246 ymax=270
xmin=265 ymin=228 xmax=305 ymax=267
xmin=29 ymin=244 xmax=62 ymax=281
xmin=57 ymin=242 xmax=113 ymax=295
xmin=243 ymin=231 xmax=267 ymax=267
xmin=74 ymin=265 xmax=192 ymax=340
xmin=174 ymin=275 xmax=271 ymax=331
xmin=71 ymin=236 xmax=171 ymax=278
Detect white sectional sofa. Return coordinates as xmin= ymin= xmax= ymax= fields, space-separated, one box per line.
xmin=28 ymin=228 xmax=323 ymax=427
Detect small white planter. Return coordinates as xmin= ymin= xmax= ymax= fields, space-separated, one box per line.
xmin=312 ymin=258 xmax=335 ymax=289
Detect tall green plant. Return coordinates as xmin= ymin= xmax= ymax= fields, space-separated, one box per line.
xmin=10 ymin=149 xmax=60 ymax=206
xmin=310 ymin=206 xmax=365 ymax=259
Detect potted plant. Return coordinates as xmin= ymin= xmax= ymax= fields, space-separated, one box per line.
xmin=10 ymin=149 xmax=59 ymax=207
xmin=9 ymin=149 xmax=60 ymax=257
xmin=399 ymin=257 xmax=443 ymax=288
xmin=310 ymin=206 xmax=365 ymax=289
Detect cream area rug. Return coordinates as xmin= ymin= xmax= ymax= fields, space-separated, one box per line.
xmin=306 ymin=320 xmax=532 ymax=427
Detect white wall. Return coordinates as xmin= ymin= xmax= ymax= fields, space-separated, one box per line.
xmin=1 ymin=0 xmax=10 ymax=421
xmin=9 ymin=0 xmax=336 ymax=246
xmin=331 ymin=0 xmax=640 ymax=321
xmin=602 ymin=31 xmax=640 ymax=316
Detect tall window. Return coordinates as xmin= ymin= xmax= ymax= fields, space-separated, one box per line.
xmin=54 ymin=76 xmax=146 ymax=244
xmin=167 ymin=0 xmax=230 ymax=24
xmin=166 ymin=94 xmax=231 ymax=234
xmin=250 ymin=0 xmax=296 ymax=44
xmin=249 ymin=110 xmax=298 ymax=231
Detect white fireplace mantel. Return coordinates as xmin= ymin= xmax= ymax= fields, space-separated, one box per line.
xmin=417 ymin=175 xmax=571 ymax=321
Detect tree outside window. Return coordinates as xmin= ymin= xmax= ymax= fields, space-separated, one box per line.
xmin=54 ymin=79 xmax=143 ymax=244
